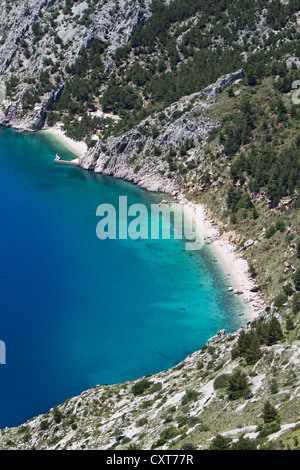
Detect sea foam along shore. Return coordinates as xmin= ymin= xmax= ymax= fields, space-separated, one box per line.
xmin=42 ymin=124 xmax=88 ymax=157
xmin=44 ymin=125 xmax=265 ymax=321
xmin=175 ymin=194 xmax=265 ymax=320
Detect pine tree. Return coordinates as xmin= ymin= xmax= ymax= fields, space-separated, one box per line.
xmin=267 ymin=317 xmax=283 ymax=345
xmin=286 ymin=315 xmax=295 ymax=331
xmin=267 ymin=173 xmax=282 ymax=206
xmin=227 ymin=369 xmax=249 ymax=400
xmin=262 ymin=401 xmax=278 ymax=423
xmin=293 ymin=269 xmax=300 ymax=291
xmin=255 ymin=321 xmax=270 ymax=344
xmin=247 ymin=68 xmax=257 ymax=87
xmin=245 ymin=335 xmax=262 ymax=365
xmin=236 ymin=330 xmax=249 ymax=355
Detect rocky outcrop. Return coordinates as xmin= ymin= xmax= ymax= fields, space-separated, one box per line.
xmin=19 ymin=88 xmax=62 ymax=131
xmin=78 ymin=131 xmax=176 ymax=193
xmin=0 ymin=85 xmax=63 ymax=130
xmin=77 ymin=70 xmax=244 ymax=193
xmin=90 ymin=0 xmax=153 ymax=71
xmin=286 ymin=56 xmax=300 ymax=69
xmin=202 ymin=68 xmax=245 ymax=101
xmin=0 ymin=0 xmax=153 ymax=78
xmin=0 ymin=0 xmax=56 ymax=74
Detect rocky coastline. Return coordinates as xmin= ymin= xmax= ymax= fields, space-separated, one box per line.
xmin=0 ymin=67 xmax=265 ymax=320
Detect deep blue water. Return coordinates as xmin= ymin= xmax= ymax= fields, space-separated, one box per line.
xmin=0 ymin=127 xmax=248 ymax=428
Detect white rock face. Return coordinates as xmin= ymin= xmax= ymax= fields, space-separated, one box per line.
xmin=202 ymin=69 xmax=245 ymax=101
xmin=0 ymin=0 xmax=56 ymax=74
xmin=90 ymin=0 xmax=153 ymax=68
xmin=77 ymin=70 xmax=244 ymax=193
xmin=0 ymin=0 xmax=153 ymax=75
xmin=0 ymin=0 xmax=154 ymax=129
xmin=286 ymin=56 xmax=300 ymax=69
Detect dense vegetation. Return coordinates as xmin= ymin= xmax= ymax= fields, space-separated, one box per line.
xmin=231 ymin=317 xmax=283 ymax=365
xmin=222 ymin=71 xmax=300 ymax=208
xmin=38 ymin=0 xmax=300 ymax=141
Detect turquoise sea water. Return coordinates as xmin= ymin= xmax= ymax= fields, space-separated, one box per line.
xmin=0 ymin=127 xmax=248 ymax=428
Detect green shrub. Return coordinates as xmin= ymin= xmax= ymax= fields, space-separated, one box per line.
xmin=214 ymin=374 xmax=229 ymax=390
xmin=149 ymin=382 xmax=162 ymax=394
xmin=52 ymin=405 xmax=63 ymax=424
xmin=273 ymin=293 xmax=288 ymax=308
xmin=227 ymin=369 xmax=250 ymax=400
xmin=181 ymin=389 xmax=199 ymax=406
xmin=180 ymin=443 xmax=197 ymax=450
xmin=230 ymin=436 xmax=257 ymax=450
xmin=257 ymin=422 xmax=280 ymax=438
xmin=210 ymin=434 xmax=231 ymax=450
xmin=155 ymin=426 xmax=180 ymax=447
xmin=197 ymin=423 xmax=210 ymax=432
xmin=40 ymin=420 xmax=49 ymax=431
xmin=262 ymin=400 xmax=278 ymax=423
xmin=136 ymin=417 xmax=148 ymax=427
xmin=207 ymin=346 xmax=216 ymax=355
xmin=265 ymin=226 xmax=276 ymax=239
xmin=275 ymin=219 xmax=285 ymax=232
xmin=131 ymin=379 xmax=153 ymax=396
xmin=283 ymin=283 xmax=293 ymax=296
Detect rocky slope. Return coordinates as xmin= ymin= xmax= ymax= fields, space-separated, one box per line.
xmin=0 ymin=0 xmax=154 ymax=129
xmin=0 ymin=0 xmax=298 ymax=134
xmin=76 ymin=69 xmax=244 ymax=193
xmin=0 ymin=310 xmax=299 ymax=450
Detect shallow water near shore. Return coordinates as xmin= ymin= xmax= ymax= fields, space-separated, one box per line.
xmin=0 ymin=127 xmax=248 ymax=428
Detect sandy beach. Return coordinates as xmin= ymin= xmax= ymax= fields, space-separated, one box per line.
xmin=43 ymin=125 xmax=88 ymax=157
xmin=175 ymin=194 xmax=265 ymax=320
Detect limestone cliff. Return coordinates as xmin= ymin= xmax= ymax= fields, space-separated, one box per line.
xmin=0 ymin=0 xmax=154 ymax=129
xmin=76 ymin=69 xmax=244 ymax=193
